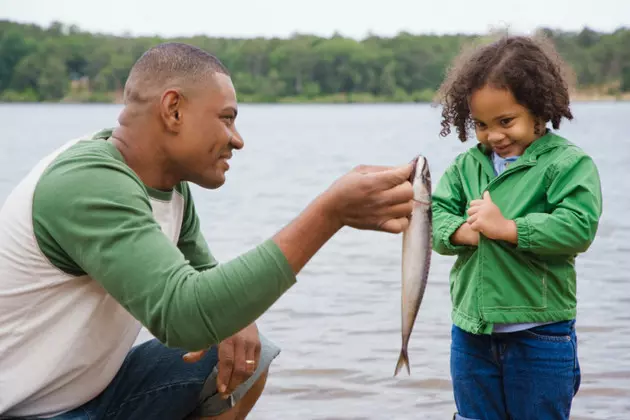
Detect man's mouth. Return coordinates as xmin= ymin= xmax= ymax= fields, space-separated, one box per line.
xmin=219 ymin=154 xmax=232 ymax=170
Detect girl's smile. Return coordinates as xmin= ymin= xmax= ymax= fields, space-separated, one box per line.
xmin=470 ymin=85 xmax=543 ymax=158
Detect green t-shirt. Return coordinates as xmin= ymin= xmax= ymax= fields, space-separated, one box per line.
xmin=0 ymin=128 xmax=296 ymax=416
xmin=32 ymin=128 xmax=297 ymax=349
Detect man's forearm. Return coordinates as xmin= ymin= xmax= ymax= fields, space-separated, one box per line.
xmin=272 ymin=194 xmax=342 ymax=274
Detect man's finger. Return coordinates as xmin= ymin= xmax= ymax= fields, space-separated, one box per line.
xmin=379 ymin=201 xmax=414 ymax=221
xmin=353 ymin=164 xmax=395 ymax=174
xmin=183 ymin=350 xmax=207 ymax=363
xmin=379 ymin=217 xmax=410 ymax=234
xmin=224 ymin=340 xmax=247 ymax=397
xmin=243 ymin=341 xmax=258 ymax=376
xmin=379 ymin=181 xmax=414 ymax=206
xmin=216 ymin=343 xmax=235 ymax=396
xmin=483 ymin=191 xmax=492 ymax=201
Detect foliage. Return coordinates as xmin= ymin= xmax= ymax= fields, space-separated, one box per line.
xmin=0 ymin=20 xmax=628 ymax=102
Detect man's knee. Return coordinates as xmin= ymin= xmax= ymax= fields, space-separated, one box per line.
xmin=193 ymin=332 xmax=279 ymax=419
xmin=242 ymin=367 xmax=268 ymax=404
xmin=201 ymin=369 xmax=269 ymax=420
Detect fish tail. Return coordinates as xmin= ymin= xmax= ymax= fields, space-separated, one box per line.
xmin=393 ymin=348 xmax=410 ymax=376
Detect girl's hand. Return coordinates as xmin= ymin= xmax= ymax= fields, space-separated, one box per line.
xmin=451 ymin=222 xmax=480 ymax=246
xmin=466 ymin=192 xmax=517 ymax=243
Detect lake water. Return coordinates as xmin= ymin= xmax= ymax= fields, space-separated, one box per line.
xmin=1 ymin=102 xmax=629 ymax=419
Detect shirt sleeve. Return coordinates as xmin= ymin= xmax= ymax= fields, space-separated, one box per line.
xmin=513 ymin=151 xmax=603 ymax=256
xmin=32 ymin=151 xmax=296 ymax=351
xmin=431 ymin=162 xmax=475 ymax=255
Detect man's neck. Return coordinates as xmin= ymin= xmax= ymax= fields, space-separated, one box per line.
xmin=110 ymin=125 xmax=180 ymax=191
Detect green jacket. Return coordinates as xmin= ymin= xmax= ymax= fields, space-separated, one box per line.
xmin=432 ymin=131 xmax=603 ymax=334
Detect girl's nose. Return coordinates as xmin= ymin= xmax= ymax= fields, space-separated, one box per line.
xmin=487 ymin=131 xmax=506 ymax=142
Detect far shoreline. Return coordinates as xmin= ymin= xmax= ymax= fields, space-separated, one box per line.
xmin=1 ymin=92 xmax=629 ymax=106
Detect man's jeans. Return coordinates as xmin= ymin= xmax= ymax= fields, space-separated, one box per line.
xmin=451 ymin=320 xmax=581 ymax=420
xmin=15 ymin=334 xmax=280 ymax=420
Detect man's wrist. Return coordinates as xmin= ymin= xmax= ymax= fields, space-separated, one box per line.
xmin=313 ymin=191 xmax=344 ymax=233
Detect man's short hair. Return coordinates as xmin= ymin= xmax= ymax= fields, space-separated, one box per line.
xmin=124 ymin=42 xmax=230 ymax=104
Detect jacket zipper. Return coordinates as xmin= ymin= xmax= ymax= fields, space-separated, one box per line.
xmin=483 ymin=160 xmax=537 ymax=194
xmin=475 ymin=160 xmax=536 ymax=319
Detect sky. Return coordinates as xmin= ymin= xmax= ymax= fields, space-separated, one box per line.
xmin=1 ymin=0 xmax=628 ymax=39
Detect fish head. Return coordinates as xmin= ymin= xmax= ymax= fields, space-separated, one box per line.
xmin=410 ymin=155 xmax=431 ymax=201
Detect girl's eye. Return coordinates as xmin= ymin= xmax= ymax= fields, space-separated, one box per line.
xmin=500 ymin=118 xmax=514 ymax=126
xmin=475 ymin=121 xmax=486 ymax=129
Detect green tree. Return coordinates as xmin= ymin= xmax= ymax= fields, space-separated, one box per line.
xmin=0 ymin=20 xmax=628 ymax=103
xmin=621 ymin=66 xmax=630 ymax=92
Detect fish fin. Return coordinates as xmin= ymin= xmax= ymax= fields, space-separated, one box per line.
xmin=393 ymin=348 xmax=410 ymax=376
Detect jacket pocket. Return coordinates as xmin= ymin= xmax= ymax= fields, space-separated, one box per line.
xmin=482 ymin=244 xmax=548 ymax=310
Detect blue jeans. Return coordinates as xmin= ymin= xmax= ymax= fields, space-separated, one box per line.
xmin=16 ymin=334 xmax=280 ymax=420
xmin=451 ymin=320 xmax=581 ymax=420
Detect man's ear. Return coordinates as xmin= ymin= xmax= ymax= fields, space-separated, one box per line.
xmin=160 ymin=89 xmax=184 ymax=133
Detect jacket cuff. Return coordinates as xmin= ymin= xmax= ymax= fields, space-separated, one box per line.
xmin=440 ymin=217 xmax=468 ymax=251
xmin=514 ymin=217 xmax=532 ymax=249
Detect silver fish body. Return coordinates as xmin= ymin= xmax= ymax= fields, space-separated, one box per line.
xmin=394 ymin=155 xmax=432 ymax=376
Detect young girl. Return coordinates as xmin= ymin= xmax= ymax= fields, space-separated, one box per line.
xmin=432 ymin=35 xmax=603 ymax=420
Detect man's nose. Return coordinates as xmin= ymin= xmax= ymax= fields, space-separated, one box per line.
xmin=230 ymin=130 xmax=244 ymax=150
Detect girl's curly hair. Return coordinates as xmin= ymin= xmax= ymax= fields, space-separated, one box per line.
xmin=436 ymin=33 xmax=576 ymax=142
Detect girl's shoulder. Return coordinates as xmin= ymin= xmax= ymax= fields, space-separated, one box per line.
xmin=536 ymin=133 xmax=596 ymax=168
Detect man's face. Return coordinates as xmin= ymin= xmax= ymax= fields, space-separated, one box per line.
xmin=167 ymin=73 xmax=243 ymax=189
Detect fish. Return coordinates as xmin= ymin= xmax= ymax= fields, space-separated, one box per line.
xmin=394 ymin=155 xmax=432 ymax=376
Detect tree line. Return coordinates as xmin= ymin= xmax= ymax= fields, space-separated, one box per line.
xmin=1 ymin=20 xmax=629 ymax=103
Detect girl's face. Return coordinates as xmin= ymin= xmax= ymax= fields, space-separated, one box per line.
xmin=469 ymin=84 xmax=542 ymax=158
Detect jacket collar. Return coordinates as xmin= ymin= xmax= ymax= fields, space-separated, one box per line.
xmin=470 ymin=130 xmax=570 ymax=165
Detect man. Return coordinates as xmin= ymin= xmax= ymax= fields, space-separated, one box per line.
xmin=0 ymin=43 xmax=414 ymax=419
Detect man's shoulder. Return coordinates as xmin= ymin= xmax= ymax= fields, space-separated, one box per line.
xmin=42 ymin=130 xmax=138 ymax=186
xmin=46 ymin=129 xmax=121 ymax=169
xmin=34 ymin=130 xmax=149 ymax=213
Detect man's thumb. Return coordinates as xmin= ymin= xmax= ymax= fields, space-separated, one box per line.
xmin=387 ymin=163 xmax=414 ymax=182
xmin=483 ymin=191 xmax=491 ymax=201
xmin=390 ymin=162 xmax=413 ymax=181
xmin=366 ymin=163 xmax=411 ymax=187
